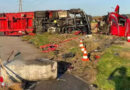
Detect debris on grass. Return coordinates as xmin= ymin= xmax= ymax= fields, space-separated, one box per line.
xmin=22 ymin=33 xmax=130 ymax=90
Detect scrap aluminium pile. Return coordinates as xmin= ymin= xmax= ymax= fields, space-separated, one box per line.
xmin=0 ymin=9 xmax=91 ymax=36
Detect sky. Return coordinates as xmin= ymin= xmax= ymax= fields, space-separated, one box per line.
xmin=0 ymin=0 xmax=130 ymax=16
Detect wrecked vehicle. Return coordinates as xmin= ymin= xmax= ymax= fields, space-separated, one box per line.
xmin=35 ymin=9 xmax=91 ymax=34
xmin=103 ymin=5 xmax=130 ymax=38
xmin=0 ymin=9 xmax=91 ymax=35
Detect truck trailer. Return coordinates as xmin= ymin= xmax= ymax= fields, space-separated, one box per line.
xmin=0 ymin=9 xmax=91 ymax=36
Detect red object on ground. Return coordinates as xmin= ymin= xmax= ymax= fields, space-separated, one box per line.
xmin=94 ymin=55 xmax=100 ymax=60
xmin=59 ymin=37 xmax=78 ymax=43
xmin=0 ymin=76 xmax=3 ymax=83
xmin=0 ymin=12 xmax=34 ymax=36
xmin=40 ymin=37 xmax=78 ymax=53
xmin=40 ymin=44 xmax=59 ymax=53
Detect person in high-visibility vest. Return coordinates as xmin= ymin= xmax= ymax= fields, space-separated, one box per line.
xmin=54 ymin=20 xmax=57 ymax=24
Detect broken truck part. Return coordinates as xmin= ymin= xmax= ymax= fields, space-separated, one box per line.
xmin=0 ymin=59 xmax=57 ymax=85
xmin=103 ymin=5 xmax=130 ymax=39
xmin=0 ymin=9 xmax=91 ymax=36
xmin=40 ymin=37 xmax=79 ymax=53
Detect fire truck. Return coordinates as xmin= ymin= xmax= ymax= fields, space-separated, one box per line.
xmin=0 ymin=9 xmax=91 ymax=36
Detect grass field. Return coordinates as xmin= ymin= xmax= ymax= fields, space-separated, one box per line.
xmin=95 ymin=45 xmax=130 ymax=90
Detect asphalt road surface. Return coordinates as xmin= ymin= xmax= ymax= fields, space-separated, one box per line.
xmin=0 ymin=36 xmax=44 ymax=61
xmin=34 ymin=73 xmax=91 ymax=90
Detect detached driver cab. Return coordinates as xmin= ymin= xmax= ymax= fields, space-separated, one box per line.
xmin=118 ymin=16 xmax=126 ymax=26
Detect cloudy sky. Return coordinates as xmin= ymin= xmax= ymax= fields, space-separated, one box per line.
xmin=0 ymin=0 xmax=129 ymax=16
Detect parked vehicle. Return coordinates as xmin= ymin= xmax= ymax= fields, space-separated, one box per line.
xmin=0 ymin=9 xmax=91 ymax=36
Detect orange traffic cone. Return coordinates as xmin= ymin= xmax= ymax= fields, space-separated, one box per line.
xmin=79 ymin=39 xmax=86 ymax=53
xmin=82 ymin=51 xmax=89 ymax=61
xmin=81 ymin=47 xmax=86 ymax=53
xmin=79 ymin=39 xmax=84 ymax=48
xmin=127 ymin=34 xmax=130 ymax=42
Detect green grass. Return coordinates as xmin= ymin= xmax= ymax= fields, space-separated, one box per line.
xmin=69 ymin=47 xmax=82 ymax=56
xmin=23 ymin=33 xmax=48 ymax=46
xmin=22 ymin=33 xmax=60 ymax=47
xmin=22 ymin=33 xmax=77 ymax=47
xmin=69 ymin=47 xmax=79 ymax=53
xmin=95 ymin=45 xmax=130 ymax=90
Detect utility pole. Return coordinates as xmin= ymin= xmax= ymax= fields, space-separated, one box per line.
xmin=19 ymin=0 xmax=22 ymax=12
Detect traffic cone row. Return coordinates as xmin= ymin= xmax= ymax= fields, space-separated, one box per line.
xmin=79 ymin=39 xmax=89 ymax=61
xmin=79 ymin=39 xmax=84 ymax=48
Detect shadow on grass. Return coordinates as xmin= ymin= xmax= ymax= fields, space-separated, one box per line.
xmin=108 ymin=67 xmax=130 ymax=90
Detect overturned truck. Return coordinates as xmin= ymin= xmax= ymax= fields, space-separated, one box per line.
xmin=0 ymin=9 xmax=91 ymax=36
xmin=35 ymin=9 xmax=91 ymax=34
xmin=102 ymin=5 xmax=130 ymax=38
